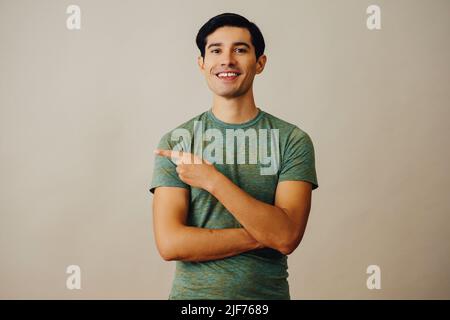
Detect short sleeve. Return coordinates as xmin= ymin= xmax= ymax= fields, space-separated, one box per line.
xmin=278 ymin=127 xmax=319 ymax=190
xmin=148 ymin=133 xmax=190 ymax=194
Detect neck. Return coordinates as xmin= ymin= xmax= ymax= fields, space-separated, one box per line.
xmin=211 ymin=88 xmax=259 ymax=124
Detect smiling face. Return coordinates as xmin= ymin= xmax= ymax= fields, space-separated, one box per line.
xmin=198 ymin=26 xmax=267 ymax=99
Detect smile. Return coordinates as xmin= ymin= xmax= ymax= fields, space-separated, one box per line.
xmin=215 ymin=72 xmax=241 ymax=81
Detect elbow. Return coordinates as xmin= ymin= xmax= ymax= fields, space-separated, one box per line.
xmin=160 ymin=250 xmax=175 ymax=261
xmin=278 ymin=234 xmax=303 ymax=256
xmin=157 ymin=240 xmax=178 ymax=261
xmin=279 ymin=242 xmax=298 ymax=256
xmin=278 ymin=243 xmax=295 ymax=256
xmin=155 ymin=226 xmax=186 ymax=261
xmin=158 ymin=247 xmax=174 ymax=261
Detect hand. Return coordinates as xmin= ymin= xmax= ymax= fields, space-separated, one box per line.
xmin=154 ymin=149 xmax=222 ymax=192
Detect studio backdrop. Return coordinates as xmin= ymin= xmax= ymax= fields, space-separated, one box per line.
xmin=0 ymin=0 xmax=449 ymax=299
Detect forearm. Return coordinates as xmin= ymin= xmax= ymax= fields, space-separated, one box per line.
xmin=207 ymin=173 xmax=295 ymax=253
xmin=167 ymin=226 xmax=263 ymax=262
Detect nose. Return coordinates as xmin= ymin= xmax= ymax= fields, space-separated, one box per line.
xmin=220 ymin=49 xmax=237 ymax=67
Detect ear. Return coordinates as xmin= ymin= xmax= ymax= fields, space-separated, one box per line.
xmin=255 ymin=54 xmax=267 ymax=74
xmin=197 ymin=56 xmax=205 ymax=72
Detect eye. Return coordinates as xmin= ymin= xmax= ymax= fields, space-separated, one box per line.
xmin=210 ymin=49 xmax=220 ymax=54
xmin=235 ymin=48 xmax=247 ymax=53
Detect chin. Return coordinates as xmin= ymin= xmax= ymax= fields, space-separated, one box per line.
xmin=215 ymin=91 xmax=242 ymax=99
xmin=207 ymin=83 xmax=246 ymax=98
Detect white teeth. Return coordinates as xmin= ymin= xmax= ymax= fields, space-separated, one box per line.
xmin=218 ymin=72 xmax=238 ymax=77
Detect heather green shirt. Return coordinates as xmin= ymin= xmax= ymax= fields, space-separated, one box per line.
xmin=149 ymin=107 xmax=318 ymax=300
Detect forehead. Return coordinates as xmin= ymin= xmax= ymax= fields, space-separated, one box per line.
xmin=205 ymin=26 xmax=252 ymax=45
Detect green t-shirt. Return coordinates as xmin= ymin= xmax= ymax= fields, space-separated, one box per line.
xmin=149 ymin=107 xmax=318 ymax=300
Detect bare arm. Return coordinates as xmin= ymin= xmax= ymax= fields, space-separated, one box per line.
xmin=152 ymin=186 xmax=263 ymax=262
xmin=208 ymin=175 xmax=313 ymax=255
xmin=153 ymin=149 xmax=313 ymax=256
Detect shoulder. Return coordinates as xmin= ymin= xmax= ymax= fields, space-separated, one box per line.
xmin=261 ymin=110 xmax=313 ymax=143
xmin=158 ymin=110 xmax=208 ymax=142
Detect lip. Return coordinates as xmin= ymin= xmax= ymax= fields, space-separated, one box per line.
xmin=215 ymin=71 xmax=241 ymax=82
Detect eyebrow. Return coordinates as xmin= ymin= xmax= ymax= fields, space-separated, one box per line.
xmin=206 ymin=42 xmax=251 ymax=49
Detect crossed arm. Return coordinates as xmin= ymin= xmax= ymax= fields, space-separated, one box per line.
xmin=152 ymin=177 xmax=313 ymax=262
xmin=153 ymin=186 xmax=264 ymax=262
xmin=152 ymin=148 xmax=313 ymax=262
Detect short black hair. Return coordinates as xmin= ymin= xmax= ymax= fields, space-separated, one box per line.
xmin=196 ymin=13 xmax=265 ymax=60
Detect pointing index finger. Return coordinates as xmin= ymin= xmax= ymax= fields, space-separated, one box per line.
xmin=154 ymin=149 xmax=183 ymax=159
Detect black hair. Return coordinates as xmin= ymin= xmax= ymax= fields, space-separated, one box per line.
xmin=196 ymin=13 xmax=265 ymax=60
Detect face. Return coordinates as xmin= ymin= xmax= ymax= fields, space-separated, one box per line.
xmin=198 ymin=26 xmax=267 ymax=99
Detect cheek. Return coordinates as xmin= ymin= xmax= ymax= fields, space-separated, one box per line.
xmin=205 ymin=68 xmax=216 ymax=81
xmin=202 ymin=59 xmax=215 ymax=74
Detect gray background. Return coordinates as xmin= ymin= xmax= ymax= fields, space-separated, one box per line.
xmin=1 ymin=0 xmax=449 ymax=299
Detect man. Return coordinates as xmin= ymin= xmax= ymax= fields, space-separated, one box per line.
xmin=149 ymin=13 xmax=318 ymax=300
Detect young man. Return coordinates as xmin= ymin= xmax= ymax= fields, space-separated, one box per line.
xmin=149 ymin=13 xmax=318 ymax=300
